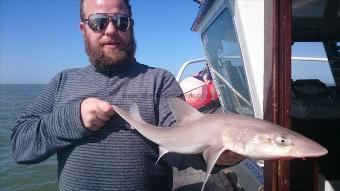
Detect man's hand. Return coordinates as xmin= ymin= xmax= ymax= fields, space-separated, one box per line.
xmin=216 ymin=150 xmax=245 ymax=166
xmin=80 ymin=98 xmax=115 ymax=131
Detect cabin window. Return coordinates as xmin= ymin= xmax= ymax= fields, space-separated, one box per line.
xmin=201 ymin=8 xmax=254 ymax=116
xmin=291 ymin=42 xmax=335 ymax=86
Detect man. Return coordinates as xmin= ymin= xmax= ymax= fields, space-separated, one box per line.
xmin=11 ymin=0 xmax=243 ymax=190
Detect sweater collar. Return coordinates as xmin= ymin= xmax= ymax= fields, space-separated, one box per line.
xmin=88 ymin=61 xmax=137 ymax=77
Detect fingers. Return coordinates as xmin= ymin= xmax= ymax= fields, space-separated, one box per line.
xmin=96 ymin=100 xmax=115 ymax=121
xmin=80 ymin=98 xmax=115 ymax=131
xmin=89 ymin=116 xmax=106 ymax=128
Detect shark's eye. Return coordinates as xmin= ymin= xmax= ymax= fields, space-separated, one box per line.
xmin=275 ymin=136 xmax=291 ymax=146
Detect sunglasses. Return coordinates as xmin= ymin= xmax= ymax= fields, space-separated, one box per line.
xmin=82 ymin=13 xmax=133 ymax=32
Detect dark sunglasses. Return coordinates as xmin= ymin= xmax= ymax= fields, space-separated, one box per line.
xmin=82 ymin=13 xmax=133 ymax=32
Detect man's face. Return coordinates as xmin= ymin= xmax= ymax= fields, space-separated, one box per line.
xmin=80 ymin=0 xmax=136 ymax=72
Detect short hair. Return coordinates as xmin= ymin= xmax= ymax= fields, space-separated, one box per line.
xmin=80 ymin=0 xmax=132 ymax=20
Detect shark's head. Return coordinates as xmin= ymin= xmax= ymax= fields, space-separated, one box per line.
xmin=242 ymin=124 xmax=328 ymax=160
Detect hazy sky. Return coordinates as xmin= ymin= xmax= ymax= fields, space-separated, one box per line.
xmin=0 ymin=0 xmax=205 ymax=84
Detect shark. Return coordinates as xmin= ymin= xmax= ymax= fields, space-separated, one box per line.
xmin=111 ymin=98 xmax=328 ymax=191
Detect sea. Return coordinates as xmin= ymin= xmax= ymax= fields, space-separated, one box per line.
xmin=0 ymin=84 xmax=58 ymax=191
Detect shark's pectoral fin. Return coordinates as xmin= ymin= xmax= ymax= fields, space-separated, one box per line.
xmin=201 ymin=146 xmax=226 ymax=191
xmin=155 ymin=146 xmax=169 ymax=165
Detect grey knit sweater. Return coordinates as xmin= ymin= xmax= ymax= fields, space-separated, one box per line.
xmin=11 ymin=63 xmax=208 ymax=191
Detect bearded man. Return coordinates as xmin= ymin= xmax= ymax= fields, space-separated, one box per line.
xmin=11 ymin=0 xmax=243 ymax=190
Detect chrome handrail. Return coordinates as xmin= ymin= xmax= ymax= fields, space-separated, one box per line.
xmin=176 ymin=58 xmax=207 ymax=81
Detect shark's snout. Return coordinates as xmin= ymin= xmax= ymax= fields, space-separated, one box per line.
xmin=290 ymin=139 xmax=328 ymax=158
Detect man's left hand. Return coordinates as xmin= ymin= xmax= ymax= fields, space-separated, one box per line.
xmin=216 ymin=150 xmax=245 ymax=166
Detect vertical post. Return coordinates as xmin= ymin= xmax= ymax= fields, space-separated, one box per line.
xmin=277 ymin=0 xmax=292 ymax=190
xmin=264 ymin=0 xmax=292 ymax=190
xmin=264 ymin=0 xmax=277 ymax=190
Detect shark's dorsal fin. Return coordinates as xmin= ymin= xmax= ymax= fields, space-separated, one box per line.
xmin=168 ymin=98 xmax=204 ymax=126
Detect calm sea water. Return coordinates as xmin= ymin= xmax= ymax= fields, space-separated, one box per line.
xmin=0 ymin=84 xmax=58 ymax=191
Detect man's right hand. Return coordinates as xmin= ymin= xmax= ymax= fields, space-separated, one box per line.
xmin=80 ymin=98 xmax=115 ymax=131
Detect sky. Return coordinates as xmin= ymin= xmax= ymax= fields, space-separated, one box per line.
xmin=0 ymin=0 xmax=206 ymax=84
xmin=0 ymin=0 xmax=335 ymax=85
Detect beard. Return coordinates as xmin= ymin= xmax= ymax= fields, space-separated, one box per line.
xmin=84 ymin=31 xmax=137 ymax=73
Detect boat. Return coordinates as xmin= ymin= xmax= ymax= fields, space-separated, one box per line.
xmin=173 ymin=0 xmax=340 ymax=190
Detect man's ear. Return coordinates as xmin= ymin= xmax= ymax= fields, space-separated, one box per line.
xmin=80 ymin=22 xmax=85 ymax=36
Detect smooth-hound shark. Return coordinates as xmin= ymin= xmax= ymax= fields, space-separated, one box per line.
xmin=112 ymin=98 xmax=327 ymax=191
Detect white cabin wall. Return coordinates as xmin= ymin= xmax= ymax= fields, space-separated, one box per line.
xmin=233 ymin=0 xmax=264 ymax=119
xmin=197 ymin=0 xmax=265 ymax=119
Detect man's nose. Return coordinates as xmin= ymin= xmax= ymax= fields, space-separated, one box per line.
xmin=104 ymin=21 xmax=118 ymax=36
